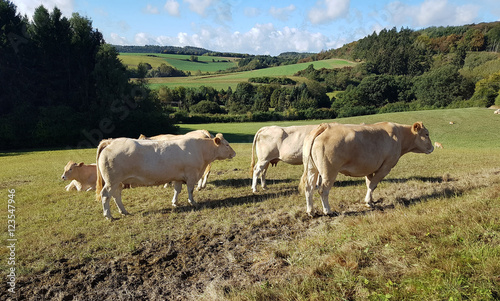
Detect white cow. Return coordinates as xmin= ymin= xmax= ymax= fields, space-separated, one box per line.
xmin=300 ymin=122 xmax=434 ymax=216
xmin=139 ymin=130 xmax=214 ymax=190
xmin=251 ymin=125 xmax=319 ymax=193
xmin=96 ymin=134 xmax=236 ymax=220
xmin=61 ymin=161 xmax=97 ymax=191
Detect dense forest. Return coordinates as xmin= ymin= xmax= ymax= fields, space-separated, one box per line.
xmin=0 ymin=1 xmax=175 ymax=149
xmin=1 ymin=0 xmax=500 ymax=150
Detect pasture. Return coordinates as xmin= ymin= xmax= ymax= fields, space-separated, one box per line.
xmin=1 ymin=108 xmax=500 ymax=300
xmin=118 ymin=53 xmax=239 ymax=73
xmin=146 ymin=58 xmax=356 ymax=90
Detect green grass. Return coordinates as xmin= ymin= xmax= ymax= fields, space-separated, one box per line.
xmin=118 ymin=53 xmax=239 ymax=72
xmin=177 ymin=107 xmax=500 ymax=147
xmin=147 ymin=58 xmax=356 ymax=90
xmin=1 ymin=108 xmax=499 ymax=299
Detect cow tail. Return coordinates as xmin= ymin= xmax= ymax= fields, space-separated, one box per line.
xmin=299 ymin=123 xmax=328 ymax=194
xmin=250 ymin=127 xmax=264 ymax=176
xmin=95 ymin=139 xmax=110 ymax=202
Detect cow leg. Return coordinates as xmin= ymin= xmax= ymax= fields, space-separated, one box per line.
xmin=364 ymin=168 xmax=392 ymax=208
xmin=252 ymin=161 xmax=269 ymax=193
xmin=304 ymin=163 xmax=319 ymax=216
xmin=113 ymin=186 xmax=129 ymax=216
xmin=318 ymin=175 xmax=335 ymax=215
xmin=197 ymin=164 xmax=211 ymax=190
xmin=101 ymin=185 xmax=114 ymax=220
xmin=171 ymin=181 xmax=182 ymax=207
xmin=186 ymin=183 xmax=197 ymax=206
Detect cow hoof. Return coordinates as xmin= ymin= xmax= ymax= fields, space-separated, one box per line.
xmin=326 ymin=211 xmax=339 ymax=217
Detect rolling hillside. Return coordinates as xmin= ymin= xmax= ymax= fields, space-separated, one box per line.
xmin=146 ymin=58 xmax=356 ymax=90
xmin=118 ymin=53 xmax=239 ymax=72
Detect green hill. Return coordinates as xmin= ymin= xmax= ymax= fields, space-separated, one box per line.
xmin=148 ymin=58 xmax=356 ymax=90
xmin=118 ymin=53 xmax=239 ymax=72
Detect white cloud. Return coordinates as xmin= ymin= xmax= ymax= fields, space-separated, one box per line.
xmin=144 ymin=4 xmax=159 ymax=14
xmin=164 ymin=0 xmax=180 ymax=16
xmin=183 ymin=0 xmax=214 ymax=16
xmin=387 ymin=0 xmax=479 ymax=28
xmin=109 ymin=33 xmax=129 ymax=45
xmin=134 ymin=32 xmax=155 ymax=45
xmin=244 ymin=7 xmax=260 ymax=18
xmin=308 ymin=0 xmax=350 ymax=24
xmin=11 ymin=0 xmax=74 ymax=18
xmin=141 ymin=23 xmax=334 ymax=55
xmin=270 ymin=5 xmax=296 ymax=21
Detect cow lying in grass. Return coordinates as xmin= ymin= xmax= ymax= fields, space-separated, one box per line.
xmin=61 ymin=161 xmax=97 ymax=191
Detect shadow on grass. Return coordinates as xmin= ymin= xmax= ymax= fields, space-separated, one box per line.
xmin=142 ymin=175 xmax=453 ymax=217
xmin=143 ymin=187 xmax=299 ymax=216
xmin=342 ymin=183 xmax=465 ymax=218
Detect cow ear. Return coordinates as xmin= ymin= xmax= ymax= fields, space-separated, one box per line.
xmin=411 ymin=122 xmax=423 ymax=134
xmin=78 ymin=162 xmax=84 ymax=167
xmin=214 ymin=137 xmax=221 ymax=145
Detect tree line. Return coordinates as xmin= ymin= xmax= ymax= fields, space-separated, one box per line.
xmin=0 ymin=1 xmax=175 ymax=149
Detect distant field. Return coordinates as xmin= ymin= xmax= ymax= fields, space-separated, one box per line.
xmin=118 ymin=53 xmax=239 ymax=72
xmin=148 ymin=58 xmax=356 ymax=90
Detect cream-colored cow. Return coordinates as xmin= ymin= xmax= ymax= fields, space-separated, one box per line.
xmin=300 ymin=122 xmax=434 ymax=216
xmin=61 ymin=161 xmax=97 ymax=191
xmin=96 ymin=134 xmax=236 ymax=220
xmin=139 ymin=130 xmax=214 ymax=189
xmin=251 ymin=125 xmax=319 ymax=193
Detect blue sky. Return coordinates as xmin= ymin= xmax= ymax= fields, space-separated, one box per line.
xmin=11 ymin=0 xmax=500 ymax=55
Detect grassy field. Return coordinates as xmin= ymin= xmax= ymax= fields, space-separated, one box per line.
xmin=145 ymin=58 xmax=356 ymax=90
xmin=1 ymin=108 xmax=499 ymax=299
xmin=118 ymin=53 xmax=239 ymax=73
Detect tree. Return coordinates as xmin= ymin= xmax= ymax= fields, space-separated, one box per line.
xmin=190 ymin=100 xmax=225 ymax=114
xmin=413 ymin=65 xmax=474 ymax=108
xmin=469 ymin=71 xmax=500 ymax=107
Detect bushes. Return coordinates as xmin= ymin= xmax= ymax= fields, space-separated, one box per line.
xmin=171 ymin=108 xmax=336 ymax=124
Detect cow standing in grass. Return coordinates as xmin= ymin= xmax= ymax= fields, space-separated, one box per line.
xmin=96 ymin=134 xmax=236 ymax=220
xmin=251 ymin=125 xmax=319 ymax=193
xmin=139 ymin=129 xmax=214 ymax=190
xmin=300 ymin=122 xmax=434 ymax=216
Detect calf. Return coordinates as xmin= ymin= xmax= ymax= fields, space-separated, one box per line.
xmin=61 ymin=161 xmax=97 ymax=191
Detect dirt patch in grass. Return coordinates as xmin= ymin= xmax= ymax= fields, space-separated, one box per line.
xmin=6 ymin=209 xmax=306 ymax=300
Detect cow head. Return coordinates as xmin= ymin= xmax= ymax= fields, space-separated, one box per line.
xmin=213 ymin=133 xmax=236 ymax=160
xmin=411 ymin=122 xmax=434 ymax=154
xmin=61 ymin=161 xmax=83 ymax=180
